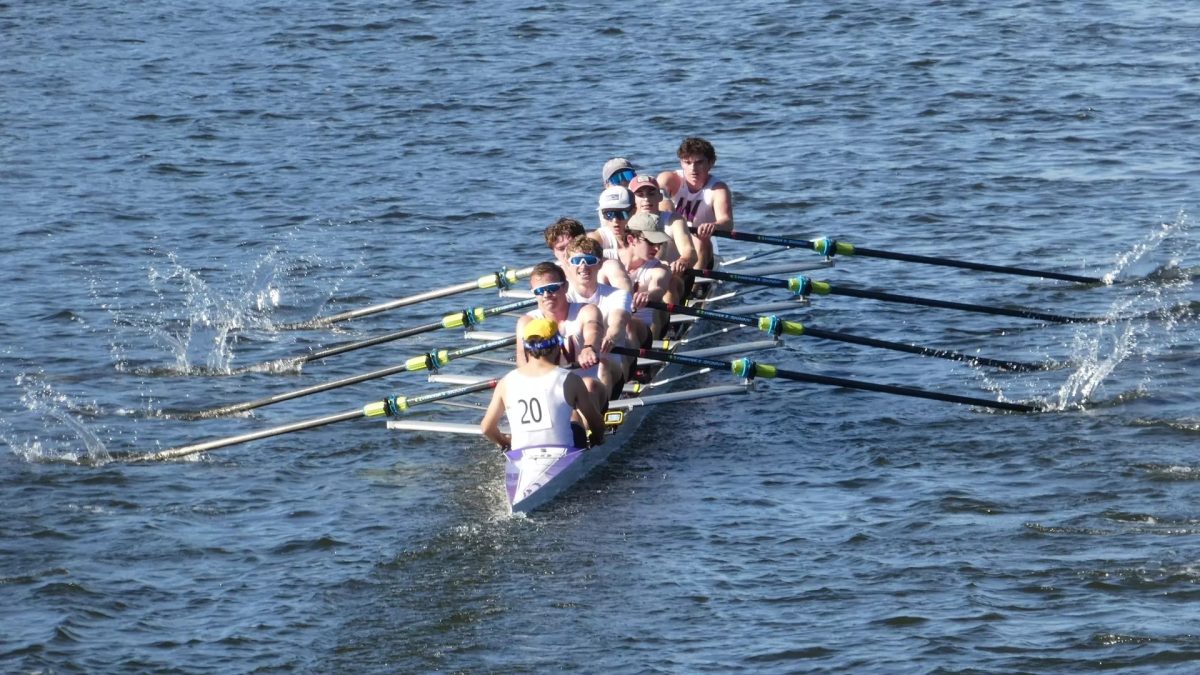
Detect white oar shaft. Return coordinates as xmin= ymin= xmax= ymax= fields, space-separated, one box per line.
xmin=139 ymin=409 xmax=362 ymax=462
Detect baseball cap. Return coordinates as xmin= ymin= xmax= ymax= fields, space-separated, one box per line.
xmin=626 ymin=212 xmax=671 ymax=244
xmin=601 ymin=157 xmax=634 ymax=183
xmin=628 ymin=175 xmax=660 ymax=194
xmin=523 ymin=317 xmax=560 ymax=343
xmin=597 ymin=186 xmax=633 ymax=210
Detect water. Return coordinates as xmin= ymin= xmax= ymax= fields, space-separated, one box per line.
xmin=3 ymin=0 xmax=1200 ymax=671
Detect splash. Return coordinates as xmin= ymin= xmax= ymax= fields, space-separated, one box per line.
xmin=95 ymin=243 xmax=357 ymax=377
xmin=976 ymin=212 xmax=1196 ymax=412
xmin=1053 ymin=211 xmax=1196 ymax=410
xmin=1102 ymin=209 xmax=1197 ymax=285
xmin=4 ymin=373 xmax=112 ymax=464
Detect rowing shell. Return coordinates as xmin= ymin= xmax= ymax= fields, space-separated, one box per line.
xmin=388 ymin=256 xmax=833 ymax=514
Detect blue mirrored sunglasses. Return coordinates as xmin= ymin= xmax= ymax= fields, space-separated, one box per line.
xmin=567 ymin=254 xmax=600 ymax=267
xmin=532 ymin=281 xmax=565 ymax=296
xmin=601 ymin=209 xmax=630 ymax=221
xmin=607 ymin=168 xmax=636 ymax=185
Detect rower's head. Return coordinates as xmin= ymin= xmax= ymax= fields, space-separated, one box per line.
xmin=597 ymin=186 xmax=632 ymax=234
xmin=565 ymin=236 xmax=603 ymax=289
xmin=544 ymin=218 xmax=587 ymax=266
xmin=522 ymin=317 xmax=562 ymax=360
xmin=626 ymin=212 xmax=670 ymax=251
xmin=629 ymin=175 xmax=662 ymax=213
xmin=601 ymin=157 xmax=636 ymax=187
xmin=677 ymin=137 xmax=716 ymax=188
xmin=529 ymin=261 xmax=569 ymax=318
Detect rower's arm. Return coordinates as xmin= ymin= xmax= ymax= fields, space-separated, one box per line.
xmin=514 ymin=315 xmax=531 ymax=367
xmin=565 ymin=373 xmax=604 ymax=446
xmin=600 ymin=259 xmax=633 ymax=292
xmin=670 ymin=216 xmax=698 ymax=268
xmin=480 ymin=378 xmax=511 ymax=449
xmin=710 ymin=182 xmax=734 ymax=232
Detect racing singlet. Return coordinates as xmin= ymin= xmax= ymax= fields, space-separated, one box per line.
xmin=503 ymin=367 xmax=577 ymax=450
xmin=669 ymin=171 xmax=721 ymax=227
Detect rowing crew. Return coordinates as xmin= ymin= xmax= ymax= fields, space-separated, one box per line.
xmin=481 ymin=136 xmax=732 ymax=452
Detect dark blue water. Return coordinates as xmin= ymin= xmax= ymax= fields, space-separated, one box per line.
xmin=3 ymin=1 xmax=1199 ymax=672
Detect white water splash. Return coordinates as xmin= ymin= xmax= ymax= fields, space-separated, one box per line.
xmin=1054 ymin=211 xmax=1195 ymax=410
xmin=5 ymin=373 xmax=112 ymax=464
xmin=977 ymin=212 xmax=1196 ymax=411
xmin=96 ymin=243 xmax=353 ymax=376
xmin=1102 ymin=209 xmax=1196 ymax=284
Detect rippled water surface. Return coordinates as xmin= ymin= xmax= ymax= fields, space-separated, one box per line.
xmin=3 ymin=1 xmax=1200 ymax=672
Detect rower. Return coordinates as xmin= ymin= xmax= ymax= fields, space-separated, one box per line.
xmin=591 ymin=185 xmax=633 ymax=260
xmin=654 ymin=137 xmax=734 ymax=269
xmin=601 ymin=157 xmax=637 ymax=188
xmin=543 ymin=217 xmax=632 ymax=292
xmin=618 ymin=213 xmax=674 ymax=339
xmin=627 ymin=174 xmax=697 ymax=282
xmin=480 ymin=317 xmax=604 ymax=452
xmin=515 ymin=262 xmax=615 ymax=413
xmin=563 ymin=235 xmax=645 ymax=381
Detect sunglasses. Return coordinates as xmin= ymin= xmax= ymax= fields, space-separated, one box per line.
xmin=532 ymin=281 xmax=565 ymax=296
xmin=607 ymin=168 xmax=636 ymax=185
xmin=567 ymin=253 xmax=600 ymax=267
xmin=601 ymin=209 xmax=630 ymax=221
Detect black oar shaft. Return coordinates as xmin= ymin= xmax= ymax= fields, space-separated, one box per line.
xmin=829 ymin=285 xmax=1091 ymax=324
xmin=613 ymin=346 xmax=1037 ymax=413
xmin=646 ymin=300 xmax=1041 ymax=372
xmin=693 ymin=269 xmax=1094 ymax=324
xmin=849 ymin=245 xmax=1101 ymax=284
xmin=706 ymin=229 xmax=1101 ymax=284
xmin=798 ymin=327 xmax=1041 ymax=372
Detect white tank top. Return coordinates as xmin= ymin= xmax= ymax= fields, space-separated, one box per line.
xmin=503 ymin=367 xmax=577 ymax=449
xmin=628 ymin=257 xmax=663 ymax=292
xmin=670 ymin=171 xmax=720 ymax=227
xmin=595 ymin=226 xmax=621 ymax=259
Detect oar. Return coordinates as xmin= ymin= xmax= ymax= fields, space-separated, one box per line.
xmin=185 ymin=336 xmax=516 ymax=419
xmin=644 ymin=301 xmax=1043 ymax=372
xmin=611 ymin=346 xmax=1038 ymax=413
xmin=691 ymin=269 xmax=1099 ymax=324
xmin=132 ymin=380 xmax=499 ymax=462
xmin=284 ymin=265 xmax=534 ymax=329
xmin=240 ymin=297 xmax=535 ymax=373
xmin=700 ymin=229 xmax=1102 ymax=284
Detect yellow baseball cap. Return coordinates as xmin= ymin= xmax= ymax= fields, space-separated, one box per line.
xmin=522 ymin=317 xmax=559 ymax=343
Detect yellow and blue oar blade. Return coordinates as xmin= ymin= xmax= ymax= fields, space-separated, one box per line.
xmin=182 ymin=336 xmax=516 ymax=419
xmin=691 ymin=268 xmax=1100 ymax=324
xmin=643 ymin=300 xmax=1045 ymax=372
xmin=283 ymin=265 xmax=535 ymax=329
xmin=132 ymin=379 xmax=499 ymax=462
xmin=611 ymin=346 xmax=1038 ymax=413
xmin=703 ymin=229 xmax=1102 ymax=284
xmin=238 ymin=297 xmax=535 ymax=373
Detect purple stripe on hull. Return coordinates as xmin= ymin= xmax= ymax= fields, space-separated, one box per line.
xmin=504 ymin=446 xmax=583 ymax=511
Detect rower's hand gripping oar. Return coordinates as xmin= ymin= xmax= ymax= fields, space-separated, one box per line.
xmin=283 ymin=265 xmax=534 ymax=329
xmin=691 ymin=269 xmax=1101 ymax=324
xmin=241 ymin=297 xmax=535 ymax=373
xmin=612 ymin=346 xmax=1038 ymax=413
xmin=700 ymin=229 xmax=1103 ymax=285
xmin=184 ymin=336 xmax=516 ymax=419
xmin=643 ymin=300 xmax=1045 ymax=372
xmin=131 ymin=380 xmax=500 ymax=462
